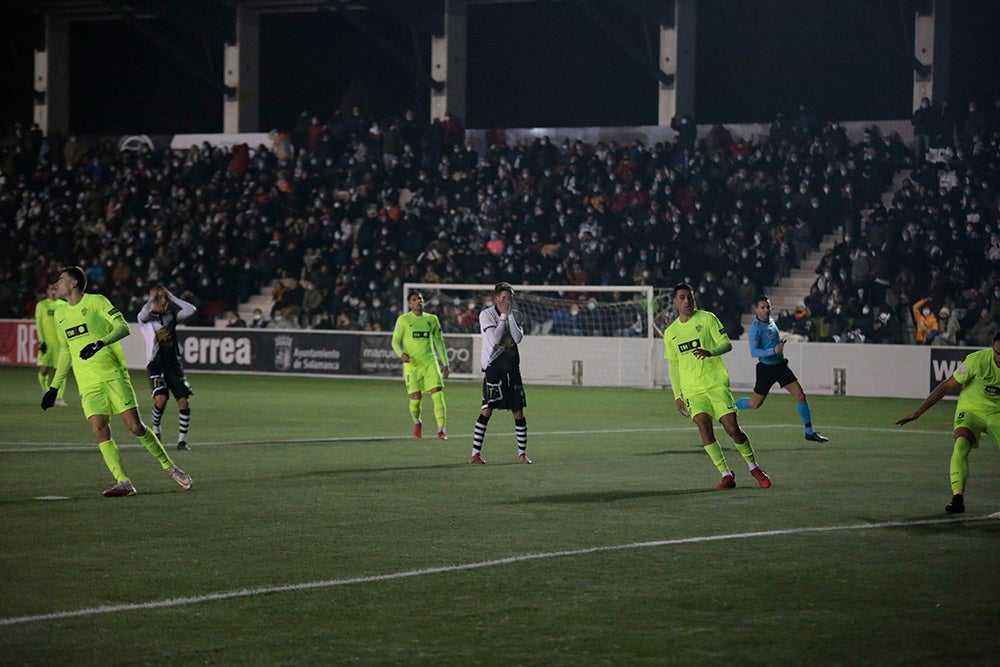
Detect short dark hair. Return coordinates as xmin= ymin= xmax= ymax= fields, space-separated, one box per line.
xmin=673 ymin=282 xmax=693 ymax=294
xmin=993 ymin=329 xmax=1000 ymax=343
xmin=61 ymin=266 xmax=87 ymax=292
xmin=754 ymin=295 xmax=770 ymax=306
xmin=494 ymin=281 xmax=514 ymax=295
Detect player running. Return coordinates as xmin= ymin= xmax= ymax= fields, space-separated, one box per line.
xmin=41 ymin=266 xmax=192 ymax=497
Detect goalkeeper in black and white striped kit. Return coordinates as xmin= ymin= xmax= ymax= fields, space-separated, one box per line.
xmin=471 ymin=282 xmax=531 ymax=464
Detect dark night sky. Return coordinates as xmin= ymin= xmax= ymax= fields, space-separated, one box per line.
xmin=1 ymin=0 xmax=999 ymax=136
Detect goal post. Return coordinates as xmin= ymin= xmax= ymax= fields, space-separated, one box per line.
xmin=404 ymin=283 xmax=664 ymax=387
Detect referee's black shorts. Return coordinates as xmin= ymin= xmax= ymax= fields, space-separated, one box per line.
xmin=753 ymin=360 xmax=798 ymax=396
xmin=481 ymin=366 xmax=527 ymax=411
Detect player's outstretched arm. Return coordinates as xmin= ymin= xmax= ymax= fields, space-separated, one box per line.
xmin=896 ymin=376 xmax=959 ymax=425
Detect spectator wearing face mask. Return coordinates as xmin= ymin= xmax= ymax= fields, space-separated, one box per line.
xmin=933 ymin=306 xmax=961 ymax=346
xmin=965 ymin=308 xmax=997 ymax=347
xmin=912 ymin=297 xmax=939 ymax=345
xmin=873 ymin=309 xmax=900 ymax=344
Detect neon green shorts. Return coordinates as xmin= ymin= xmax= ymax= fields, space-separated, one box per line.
xmin=80 ymin=375 xmax=140 ymax=419
xmin=953 ymin=405 xmax=1000 ymax=448
xmin=684 ymin=386 xmax=737 ymax=422
xmin=404 ymin=360 xmax=445 ymax=395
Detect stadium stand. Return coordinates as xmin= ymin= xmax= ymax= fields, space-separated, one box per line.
xmin=2 ymin=98 xmax=998 ymax=345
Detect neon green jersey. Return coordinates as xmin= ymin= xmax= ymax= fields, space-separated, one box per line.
xmin=52 ymin=293 xmax=130 ymax=391
xmin=391 ymin=311 xmax=448 ymax=370
xmin=35 ymin=298 xmax=62 ymax=344
xmin=954 ymin=348 xmax=1000 ymax=414
xmin=663 ymin=309 xmax=732 ymax=399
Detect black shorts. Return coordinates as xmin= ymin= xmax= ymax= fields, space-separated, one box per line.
xmin=481 ymin=366 xmax=527 ymax=411
xmin=753 ymin=360 xmax=798 ymax=396
xmin=148 ymin=359 xmax=193 ymax=400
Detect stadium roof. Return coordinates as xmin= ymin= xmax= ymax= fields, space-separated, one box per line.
xmin=3 ymin=0 xmax=552 ymax=22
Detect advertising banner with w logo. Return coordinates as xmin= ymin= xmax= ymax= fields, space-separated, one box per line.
xmin=929 ymin=348 xmax=967 ymax=396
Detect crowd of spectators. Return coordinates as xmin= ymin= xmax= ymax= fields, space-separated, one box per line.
xmin=2 ymin=96 xmax=998 ymax=346
xmin=789 ymin=95 xmax=1000 ymax=345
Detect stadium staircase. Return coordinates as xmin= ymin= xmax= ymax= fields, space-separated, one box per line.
xmin=738 ymin=168 xmax=911 ymax=338
xmin=214 ymin=279 xmax=281 ymax=328
xmin=739 ymin=230 xmax=841 ymax=338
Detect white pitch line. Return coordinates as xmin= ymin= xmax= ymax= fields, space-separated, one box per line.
xmin=0 ymin=423 xmax=948 ymax=453
xmin=1 ymin=514 xmax=996 ymax=628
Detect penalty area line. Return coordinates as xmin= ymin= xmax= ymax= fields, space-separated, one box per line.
xmin=1 ymin=514 xmax=996 ymax=627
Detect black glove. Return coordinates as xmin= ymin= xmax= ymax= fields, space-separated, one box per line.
xmin=80 ymin=340 xmax=105 ymax=360
xmin=39 ymin=341 xmax=47 ymax=354
xmin=41 ymin=388 xmax=58 ymax=410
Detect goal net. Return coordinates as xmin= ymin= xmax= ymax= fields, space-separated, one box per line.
xmin=404 ymin=283 xmax=672 ymax=387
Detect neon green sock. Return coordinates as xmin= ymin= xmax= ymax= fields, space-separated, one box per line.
xmin=38 ymin=370 xmax=48 ymax=392
xmin=139 ymin=427 xmax=173 ymax=469
xmin=950 ymin=436 xmax=972 ymax=494
xmin=734 ymin=437 xmax=757 ymax=466
xmin=98 ymin=440 xmax=129 ymax=482
xmin=704 ymin=441 xmax=729 ymax=473
xmin=431 ymin=391 xmax=447 ymax=428
xmin=409 ymin=398 xmax=422 ymax=423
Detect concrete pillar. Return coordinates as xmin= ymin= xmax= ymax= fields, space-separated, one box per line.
xmin=913 ymin=6 xmax=934 ymax=107
xmin=223 ymin=7 xmax=260 ymax=133
xmin=658 ymin=0 xmax=696 ymax=126
xmin=913 ymin=0 xmax=951 ymax=109
xmin=430 ymin=0 xmax=467 ymax=123
xmin=33 ymin=15 xmax=70 ymax=136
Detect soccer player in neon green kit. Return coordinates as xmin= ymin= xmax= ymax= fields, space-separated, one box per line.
xmin=41 ymin=266 xmax=193 ymax=497
xmin=391 ymin=291 xmax=450 ymax=440
xmin=896 ymin=329 xmax=1000 ymax=514
xmin=664 ymin=282 xmax=771 ymax=489
xmin=35 ymin=282 xmax=70 ymax=406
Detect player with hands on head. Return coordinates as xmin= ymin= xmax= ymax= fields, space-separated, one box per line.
xmin=735 ymin=296 xmax=828 ymax=442
xmin=138 ymin=285 xmax=198 ymax=450
xmin=664 ymin=282 xmax=771 ymax=489
xmin=896 ymin=329 xmax=1000 ymax=514
xmin=471 ymin=282 xmax=531 ymax=464
xmin=41 ymin=266 xmax=192 ymax=497
xmin=391 ymin=290 xmax=450 ymax=440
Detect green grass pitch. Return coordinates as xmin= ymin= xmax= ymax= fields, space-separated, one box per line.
xmin=1 ymin=365 xmax=998 ymax=665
